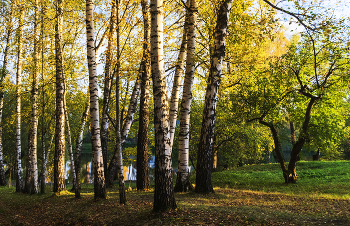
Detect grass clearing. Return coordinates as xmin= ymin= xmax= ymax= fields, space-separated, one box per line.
xmin=210 ymin=161 xmax=350 ymax=199
xmin=0 ymin=161 xmax=349 ymax=225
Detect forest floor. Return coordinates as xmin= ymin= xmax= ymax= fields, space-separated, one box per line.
xmin=0 ymin=161 xmax=350 ymax=225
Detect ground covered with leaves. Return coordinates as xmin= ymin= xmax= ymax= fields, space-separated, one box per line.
xmin=1 ymin=161 xmax=349 ymax=225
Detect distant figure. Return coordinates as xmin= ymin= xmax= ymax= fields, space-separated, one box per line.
xmin=313 ymin=149 xmax=321 ymax=161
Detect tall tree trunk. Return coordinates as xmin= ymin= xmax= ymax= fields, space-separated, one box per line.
xmin=54 ymin=0 xmax=66 ymax=193
xmin=24 ymin=124 xmax=33 ymax=193
xmin=25 ymin=0 xmax=40 ymax=194
xmin=64 ymin=98 xmax=80 ymax=198
xmin=174 ymin=0 xmax=197 ymax=193
xmin=137 ymin=0 xmax=151 ymax=191
xmin=101 ymin=0 xmax=117 ymax=180
xmin=75 ymin=98 xmax=90 ymax=190
xmin=168 ymin=4 xmax=189 ymax=148
xmin=195 ymin=0 xmax=233 ymax=194
xmin=40 ymin=3 xmax=47 ymax=194
xmin=115 ymin=0 xmax=126 ymax=204
xmin=15 ymin=6 xmax=25 ymax=193
xmin=290 ymin=121 xmax=296 ymax=145
xmin=288 ymin=97 xmax=317 ymax=183
xmin=86 ymin=0 xmax=106 ymax=199
xmin=151 ymin=0 xmax=176 ymax=211
xmin=0 ymin=0 xmax=14 ymax=187
xmin=259 ymin=121 xmax=289 ymax=183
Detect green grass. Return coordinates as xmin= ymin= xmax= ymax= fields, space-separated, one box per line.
xmin=209 ymin=161 xmax=350 ymax=199
xmin=0 ymin=161 xmax=349 ymax=225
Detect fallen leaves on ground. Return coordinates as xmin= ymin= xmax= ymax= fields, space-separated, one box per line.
xmin=0 ymin=186 xmax=349 ymax=225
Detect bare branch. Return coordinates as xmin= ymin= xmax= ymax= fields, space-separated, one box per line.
xmin=107 ymin=112 xmax=117 ymax=131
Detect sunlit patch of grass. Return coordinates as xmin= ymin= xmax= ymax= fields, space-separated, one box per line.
xmin=205 ymin=160 xmax=350 ymax=199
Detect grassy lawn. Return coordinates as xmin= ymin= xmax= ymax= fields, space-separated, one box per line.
xmin=0 ymin=161 xmax=349 ymax=225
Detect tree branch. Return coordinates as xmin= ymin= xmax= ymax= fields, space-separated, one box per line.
xmin=262 ymin=0 xmax=314 ymax=31
xmin=107 ymin=112 xmax=117 ymax=131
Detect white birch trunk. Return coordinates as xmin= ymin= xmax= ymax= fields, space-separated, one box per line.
xmin=168 ymin=2 xmax=189 ymax=148
xmin=15 ymin=7 xmax=24 ymax=193
xmin=151 ymin=0 xmax=176 ymax=211
xmin=174 ymin=0 xmax=197 ymax=192
xmin=25 ymin=0 xmax=40 ymax=194
xmin=121 ymin=80 xmax=140 ymax=143
xmin=195 ymin=0 xmax=233 ymax=193
xmin=86 ymin=0 xmax=106 ymax=199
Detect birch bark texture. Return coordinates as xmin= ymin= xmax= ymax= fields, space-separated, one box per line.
xmin=174 ymin=0 xmax=197 ymax=193
xmin=15 ymin=6 xmax=25 ymax=193
xmin=54 ymin=0 xmax=66 ymax=193
xmin=168 ymin=3 xmax=189 ymax=148
xmin=150 ymin=0 xmax=176 ymax=211
xmin=137 ymin=0 xmax=151 ymax=191
xmin=101 ymin=0 xmax=116 ymax=180
xmin=86 ymin=0 xmax=106 ymax=199
xmin=195 ymin=0 xmax=233 ymax=194
xmin=25 ymin=0 xmax=40 ymax=194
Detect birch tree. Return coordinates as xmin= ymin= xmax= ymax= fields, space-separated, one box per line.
xmin=151 ymin=0 xmax=176 ymax=211
xmin=168 ymin=3 xmax=188 ymax=148
xmin=15 ymin=5 xmax=25 ymax=193
xmin=86 ymin=0 xmax=106 ymax=199
xmin=25 ymin=0 xmax=40 ymax=194
xmin=54 ymin=0 xmax=66 ymax=193
xmin=174 ymin=0 xmax=197 ymax=193
xmin=195 ymin=0 xmax=233 ymax=193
